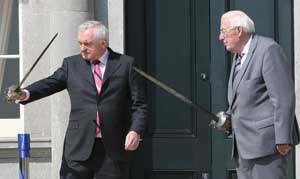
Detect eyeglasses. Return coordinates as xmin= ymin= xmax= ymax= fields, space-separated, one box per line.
xmin=219 ymin=26 xmax=237 ymax=36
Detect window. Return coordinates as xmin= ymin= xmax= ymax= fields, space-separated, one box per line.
xmin=0 ymin=0 xmax=22 ymax=138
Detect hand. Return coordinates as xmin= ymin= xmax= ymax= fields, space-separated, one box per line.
xmin=219 ymin=119 xmax=232 ymax=134
xmin=6 ymin=85 xmax=27 ymax=102
xmin=276 ymin=144 xmax=291 ymax=156
xmin=212 ymin=111 xmax=232 ymax=134
xmin=124 ymin=131 xmax=141 ymax=151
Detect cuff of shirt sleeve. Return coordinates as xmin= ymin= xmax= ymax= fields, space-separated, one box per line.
xmin=15 ymin=89 xmax=30 ymax=103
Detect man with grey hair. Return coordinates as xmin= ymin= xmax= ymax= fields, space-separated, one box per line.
xmin=7 ymin=20 xmax=147 ymax=179
xmin=219 ymin=10 xmax=295 ymax=178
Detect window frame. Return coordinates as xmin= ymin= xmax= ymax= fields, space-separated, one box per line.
xmin=0 ymin=1 xmax=24 ymax=139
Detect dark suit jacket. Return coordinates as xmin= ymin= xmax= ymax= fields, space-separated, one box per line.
xmin=22 ymin=48 xmax=147 ymax=161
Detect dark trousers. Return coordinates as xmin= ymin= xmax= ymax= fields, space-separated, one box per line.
xmin=60 ymin=138 xmax=129 ymax=179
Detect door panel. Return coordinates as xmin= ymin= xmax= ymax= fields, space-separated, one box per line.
xmin=126 ymin=0 xmax=211 ymax=178
xmin=147 ymin=0 xmax=196 ymax=138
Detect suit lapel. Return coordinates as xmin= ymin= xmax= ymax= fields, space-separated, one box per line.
xmin=80 ymin=56 xmax=97 ymax=91
xmin=76 ymin=51 xmax=122 ymax=99
xmin=102 ymin=49 xmax=121 ymax=84
xmin=227 ymin=54 xmax=236 ymax=104
xmin=230 ymin=34 xmax=258 ymax=106
xmin=232 ymin=51 xmax=253 ymax=92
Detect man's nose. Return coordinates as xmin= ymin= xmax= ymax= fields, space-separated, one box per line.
xmin=219 ymin=33 xmax=224 ymax=41
xmin=80 ymin=45 xmax=86 ymax=51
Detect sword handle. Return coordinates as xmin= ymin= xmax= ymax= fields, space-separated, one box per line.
xmin=5 ymin=85 xmax=25 ymax=102
xmin=209 ymin=111 xmax=232 ymax=134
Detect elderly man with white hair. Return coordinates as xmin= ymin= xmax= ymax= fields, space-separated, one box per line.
xmin=7 ymin=20 xmax=148 ymax=179
xmin=219 ymin=10 xmax=296 ymax=179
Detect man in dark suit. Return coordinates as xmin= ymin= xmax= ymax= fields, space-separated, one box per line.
xmin=7 ymin=21 xmax=147 ymax=179
xmin=219 ymin=10 xmax=295 ymax=178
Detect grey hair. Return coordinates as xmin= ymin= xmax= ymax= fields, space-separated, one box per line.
xmin=78 ymin=20 xmax=109 ymax=43
xmin=222 ymin=10 xmax=255 ymax=33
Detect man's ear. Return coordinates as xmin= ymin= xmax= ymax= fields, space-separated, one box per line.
xmin=237 ymin=26 xmax=243 ymax=37
xmin=102 ymin=40 xmax=108 ymax=47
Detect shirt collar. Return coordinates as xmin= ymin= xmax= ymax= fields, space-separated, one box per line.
xmin=241 ymin=34 xmax=253 ymax=55
xmin=97 ymin=49 xmax=109 ymax=65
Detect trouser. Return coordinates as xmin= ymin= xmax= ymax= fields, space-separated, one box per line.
xmin=235 ymin=153 xmax=290 ymax=179
xmin=60 ymin=138 xmax=129 ymax=179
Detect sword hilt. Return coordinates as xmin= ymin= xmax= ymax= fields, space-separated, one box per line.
xmin=5 ymin=85 xmax=22 ymax=102
xmin=209 ymin=111 xmax=232 ymax=134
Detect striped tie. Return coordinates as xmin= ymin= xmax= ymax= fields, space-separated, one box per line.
xmin=93 ymin=62 xmax=102 ymax=135
xmin=233 ymin=53 xmax=244 ymax=81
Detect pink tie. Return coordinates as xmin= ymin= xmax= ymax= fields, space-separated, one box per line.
xmin=93 ymin=62 xmax=102 ymax=135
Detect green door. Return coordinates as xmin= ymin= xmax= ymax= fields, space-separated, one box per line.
xmin=126 ymin=0 xmax=212 ymax=178
xmin=125 ymin=0 xmax=294 ymax=179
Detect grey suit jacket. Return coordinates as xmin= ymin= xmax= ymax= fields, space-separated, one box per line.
xmin=227 ymin=34 xmax=295 ymax=159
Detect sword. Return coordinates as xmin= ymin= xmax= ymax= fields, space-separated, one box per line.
xmin=133 ymin=67 xmax=231 ymax=132
xmin=5 ymin=33 xmax=58 ymax=102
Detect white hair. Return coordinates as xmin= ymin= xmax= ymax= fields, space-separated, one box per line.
xmin=78 ymin=21 xmax=109 ymax=42
xmin=222 ymin=10 xmax=255 ymax=33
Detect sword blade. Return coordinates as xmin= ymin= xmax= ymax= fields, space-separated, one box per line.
xmin=133 ymin=67 xmax=219 ymax=121
xmin=19 ymin=33 xmax=58 ymax=87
